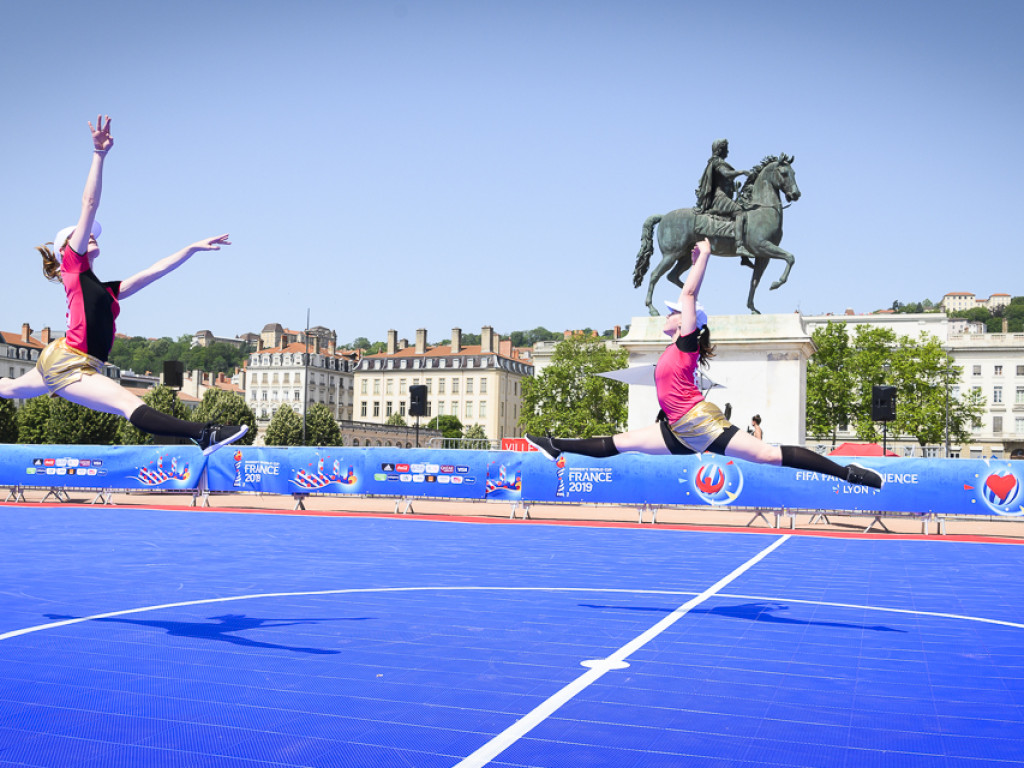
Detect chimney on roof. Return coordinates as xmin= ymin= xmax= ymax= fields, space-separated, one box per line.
xmin=481 ymin=326 xmax=495 ymax=354
xmin=499 ymin=339 xmax=512 ymax=358
xmin=451 ymin=327 xmax=462 ymax=354
xmin=398 ymin=338 xmax=408 ymax=350
xmin=328 ymin=338 xmax=336 ymax=355
xmin=21 ymin=323 xmax=31 ymax=343
xmin=387 ymin=329 xmax=397 ymax=355
xmin=40 ymin=327 xmax=52 ymax=345
xmin=613 ymin=325 xmax=621 ymax=340
xmin=416 ymin=328 xmax=427 ymax=355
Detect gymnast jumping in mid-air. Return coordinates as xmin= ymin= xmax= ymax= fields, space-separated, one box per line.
xmin=528 ymin=238 xmax=883 ymax=489
xmin=0 ymin=116 xmax=246 ymax=454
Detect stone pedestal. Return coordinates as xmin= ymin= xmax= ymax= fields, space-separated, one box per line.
xmin=619 ymin=314 xmax=814 ymax=446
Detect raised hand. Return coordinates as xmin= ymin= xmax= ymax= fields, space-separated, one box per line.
xmin=89 ymin=115 xmax=113 ymax=152
xmin=191 ymin=234 xmax=232 ymax=252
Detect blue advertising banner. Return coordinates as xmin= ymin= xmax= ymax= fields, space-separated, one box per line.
xmin=3 ymin=444 xmax=1021 ymax=518
xmin=518 ymin=452 xmax=1024 ymax=517
xmin=206 ymin=446 xmax=366 ymax=496
xmin=355 ymin=448 xmax=514 ymax=501
xmin=0 ymin=444 xmax=202 ymax=491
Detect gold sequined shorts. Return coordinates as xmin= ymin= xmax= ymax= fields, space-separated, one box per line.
xmin=36 ymin=338 xmax=103 ymax=395
xmin=668 ymin=400 xmax=733 ymax=452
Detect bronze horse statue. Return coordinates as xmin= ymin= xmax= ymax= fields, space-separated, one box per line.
xmin=633 ymin=154 xmax=801 ymax=315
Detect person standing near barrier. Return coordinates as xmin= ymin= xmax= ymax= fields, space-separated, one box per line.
xmin=527 ymin=238 xmax=882 ymax=489
xmin=749 ymin=414 xmax=763 ymax=440
xmin=0 ymin=116 xmax=246 ymax=454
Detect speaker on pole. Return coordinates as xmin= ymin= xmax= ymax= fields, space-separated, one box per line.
xmin=871 ymin=385 xmax=897 ymax=422
xmin=409 ymin=385 xmax=428 ymax=417
xmin=163 ymin=360 xmax=184 ymax=390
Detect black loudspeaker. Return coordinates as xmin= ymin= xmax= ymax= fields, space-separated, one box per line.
xmin=871 ymin=385 xmax=897 ymax=421
xmin=409 ymin=384 xmax=428 ymax=417
xmin=163 ymin=360 xmax=184 ymax=389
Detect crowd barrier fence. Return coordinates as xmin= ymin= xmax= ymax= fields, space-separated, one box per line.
xmin=2 ymin=444 xmax=1022 ymax=534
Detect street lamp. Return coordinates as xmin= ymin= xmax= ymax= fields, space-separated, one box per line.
xmin=881 ymin=362 xmax=891 ymax=456
xmin=942 ymin=352 xmax=954 ymax=458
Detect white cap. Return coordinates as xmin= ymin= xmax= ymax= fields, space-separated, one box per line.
xmin=52 ymin=220 xmax=102 ymax=254
xmin=664 ymin=299 xmax=708 ymax=329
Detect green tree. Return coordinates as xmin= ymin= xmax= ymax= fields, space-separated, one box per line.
xmin=41 ymin=399 xmax=121 ymax=445
xmin=806 ymin=323 xmax=854 ymax=446
xmin=305 ymin=403 xmax=341 ymax=446
xmin=117 ymin=386 xmax=193 ymax=445
xmin=193 ymin=389 xmax=256 ymax=445
xmin=265 ymin=405 xmax=303 ymax=446
xmin=462 ymin=423 xmax=489 ymax=449
xmin=385 ymin=412 xmax=407 ymax=427
xmin=0 ymin=399 xmax=18 ymax=443
xmin=18 ymin=397 xmax=54 ymax=444
xmin=426 ymin=415 xmax=463 ymax=439
xmin=807 ymin=323 xmax=986 ymax=449
xmin=519 ymin=336 xmax=627 ymax=437
xmin=509 ymin=327 xmax=561 ymax=348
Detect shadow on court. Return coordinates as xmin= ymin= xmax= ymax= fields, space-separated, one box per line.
xmin=42 ymin=612 xmax=373 ymax=654
xmin=579 ymin=601 xmax=906 ymax=632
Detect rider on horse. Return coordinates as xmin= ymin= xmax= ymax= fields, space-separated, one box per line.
xmin=694 ymin=139 xmax=754 ymax=264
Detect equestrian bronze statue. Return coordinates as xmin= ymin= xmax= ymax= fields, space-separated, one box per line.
xmin=633 ymin=148 xmax=801 ymax=315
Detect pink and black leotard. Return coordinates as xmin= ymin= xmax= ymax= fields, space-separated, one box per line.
xmin=60 ymin=244 xmax=121 ymax=362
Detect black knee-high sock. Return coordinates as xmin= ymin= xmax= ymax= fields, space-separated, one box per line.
xmin=551 ymin=436 xmax=619 ymax=458
xmin=780 ymin=445 xmax=852 ymax=482
xmin=129 ymin=405 xmax=204 ymax=440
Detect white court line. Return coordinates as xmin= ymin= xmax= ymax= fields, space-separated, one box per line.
xmin=451 ymin=534 xmax=792 ymax=768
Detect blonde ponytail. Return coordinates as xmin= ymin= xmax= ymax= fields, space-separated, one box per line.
xmin=37 ymin=243 xmax=63 ymax=284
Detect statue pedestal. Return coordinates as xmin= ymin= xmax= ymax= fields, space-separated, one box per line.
xmin=620 ymin=314 xmax=814 ymax=446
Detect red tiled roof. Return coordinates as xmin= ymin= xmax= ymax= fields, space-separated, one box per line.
xmin=1 ymin=331 xmax=47 ymax=347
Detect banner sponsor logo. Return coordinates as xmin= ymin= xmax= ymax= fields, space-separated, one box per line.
xmin=967 ymin=462 xmax=1024 ymax=516
xmin=291 ymin=453 xmax=357 ymax=491
xmin=134 ymin=454 xmax=191 ymax=487
xmin=692 ymin=457 xmax=744 ymax=506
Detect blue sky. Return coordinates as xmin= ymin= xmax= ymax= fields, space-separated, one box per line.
xmin=2 ymin=0 xmax=1020 ymax=345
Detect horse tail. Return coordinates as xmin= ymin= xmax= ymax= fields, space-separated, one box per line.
xmin=632 ymin=214 xmax=663 ymax=288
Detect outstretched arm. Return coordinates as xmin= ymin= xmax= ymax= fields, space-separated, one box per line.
xmin=675 ymin=238 xmax=711 ymax=336
xmin=119 ymin=235 xmax=231 ymax=299
xmin=67 ymin=116 xmax=113 ymax=255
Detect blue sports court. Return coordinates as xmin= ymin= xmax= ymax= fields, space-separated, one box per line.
xmin=1 ymin=505 xmax=1022 ymax=767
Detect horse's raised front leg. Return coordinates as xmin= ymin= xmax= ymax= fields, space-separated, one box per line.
xmin=644 ymin=252 xmax=684 ymax=315
xmin=751 ymin=241 xmax=796 ymax=290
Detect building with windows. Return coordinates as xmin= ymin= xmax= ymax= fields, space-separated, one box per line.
xmin=940 ymin=291 xmax=1013 ymax=313
xmin=2 ymin=324 xmax=47 ymax=391
xmin=244 ymin=326 xmax=358 ymax=443
xmin=352 ymin=326 xmax=533 ymax=442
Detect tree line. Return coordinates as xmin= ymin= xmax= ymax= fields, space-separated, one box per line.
xmin=108 ymin=335 xmax=252 ymax=376
xmin=0 ymin=387 xmax=257 ymax=446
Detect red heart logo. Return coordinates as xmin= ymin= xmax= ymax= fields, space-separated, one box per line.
xmin=986 ymin=473 xmax=1017 ymax=503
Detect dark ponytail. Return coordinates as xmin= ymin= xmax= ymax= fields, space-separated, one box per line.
xmin=37 ymin=243 xmax=63 ymax=284
xmin=697 ymin=325 xmax=716 ymax=368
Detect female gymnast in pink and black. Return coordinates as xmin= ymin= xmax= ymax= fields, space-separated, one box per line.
xmin=0 ymin=116 xmax=246 ymax=454
xmin=527 ymin=238 xmax=882 ymax=488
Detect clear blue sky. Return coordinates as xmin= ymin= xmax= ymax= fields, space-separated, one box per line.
xmin=2 ymin=0 xmax=1020 ymax=345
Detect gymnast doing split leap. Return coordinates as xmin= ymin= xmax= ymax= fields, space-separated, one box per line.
xmin=527 ymin=238 xmax=882 ymax=489
xmin=0 ymin=116 xmax=247 ymax=454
